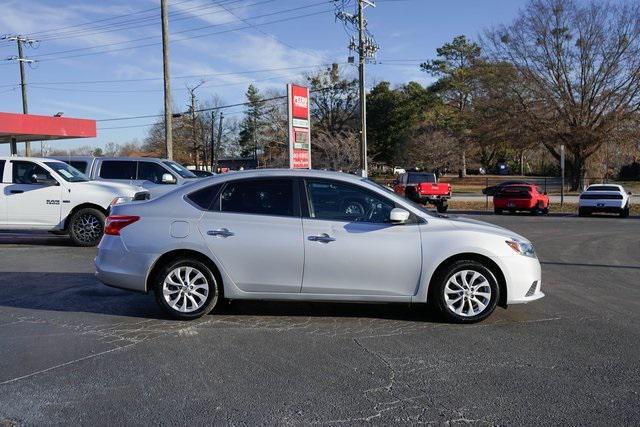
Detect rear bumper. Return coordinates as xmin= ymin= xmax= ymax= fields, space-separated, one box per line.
xmin=94 ymin=235 xmax=156 ymax=292
xmin=494 ymin=200 xmax=536 ymax=210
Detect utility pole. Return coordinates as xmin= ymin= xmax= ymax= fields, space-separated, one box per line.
xmin=3 ymin=35 xmax=37 ymax=156
xmin=215 ymin=112 xmax=224 ymax=172
xmin=161 ymin=0 xmax=173 ymax=160
xmin=210 ymin=111 xmax=216 ymax=172
xmin=187 ymin=82 xmax=204 ymax=169
xmin=336 ymin=1 xmax=378 ymax=177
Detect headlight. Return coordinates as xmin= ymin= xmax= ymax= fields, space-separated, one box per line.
xmin=506 ymin=239 xmax=536 ymax=258
xmin=111 ymin=196 xmax=132 ymax=206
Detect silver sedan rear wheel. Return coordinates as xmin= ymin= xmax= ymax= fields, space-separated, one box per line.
xmin=444 ymin=270 xmax=492 ymax=317
xmin=162 ymin=266 xmax=213 ymax=313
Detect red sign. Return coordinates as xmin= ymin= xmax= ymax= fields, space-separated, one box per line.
xmin=291 ymin=84 xmax=309 ymax=120
xmin=287 ymin=84 xmax=311 ymax=169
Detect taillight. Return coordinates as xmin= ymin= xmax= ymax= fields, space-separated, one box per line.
xmin=104 ymin=215 xmax=140 ymax=235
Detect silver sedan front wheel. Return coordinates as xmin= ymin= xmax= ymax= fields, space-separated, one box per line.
xmin=444 ymin=270 xmax=492 ymax=317
xmin=432 ymin=260 xmax=499 ymax=323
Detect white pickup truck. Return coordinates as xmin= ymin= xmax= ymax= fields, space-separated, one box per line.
xmin=0 ymin=157 xmax=149 ymax=246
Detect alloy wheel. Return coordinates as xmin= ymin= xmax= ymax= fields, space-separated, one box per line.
xmin=162 ymin=266 xmax=213 ymax=313
xmin=72 ymin=213 xmax=103 ymax=243
xmin=444 ymin=269 xmax=492 ymax=317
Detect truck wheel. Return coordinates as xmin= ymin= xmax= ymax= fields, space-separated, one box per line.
xmin=436 ymin=201 xmax=448 ymax=213
xmin=68 ymin=208 xmax=105 ymax=247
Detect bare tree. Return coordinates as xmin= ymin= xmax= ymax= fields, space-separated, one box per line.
xmin=394 ymin=129 xmax=458 ymax=172
xmin=485 ymin=0 xmax=640 ymax=189
xmin=312 ymin=130 xmax=360 ymax=171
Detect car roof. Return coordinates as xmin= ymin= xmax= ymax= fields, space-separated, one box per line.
xmin=208 ymin=168 xmax=366 ymax=182
xmin=0 ymin=156 xmax=65 ymax=163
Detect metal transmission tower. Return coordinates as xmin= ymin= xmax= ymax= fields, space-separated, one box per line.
xmin=335 ymin=0 xmax=378 ymax=177
xmin=3 ymin=35 xmax=38 ymax=156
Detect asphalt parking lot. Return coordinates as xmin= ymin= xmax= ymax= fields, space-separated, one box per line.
xmin=0 ymin=213 xmax=639 ymax=425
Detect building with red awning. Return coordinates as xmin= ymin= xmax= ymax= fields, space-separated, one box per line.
xmin=0 ymin=112 xmax=97 ymax=155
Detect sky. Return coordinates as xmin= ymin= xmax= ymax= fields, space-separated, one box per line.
xmin=0 ymin=0 xmax=530 ymax=155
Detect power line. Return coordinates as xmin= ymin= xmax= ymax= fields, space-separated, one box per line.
xmin=33 ymin=0 xmax=276 ymax=43
xmin=0 ymin=63 xmax=342 ymax=88
xmin=30 ymin=2 xmax=329 ymax=60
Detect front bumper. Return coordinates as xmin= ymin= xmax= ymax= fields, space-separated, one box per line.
xmin=95 ymin=235 xmax=156 ymax=292
xmin=492 ymin=254 xmax=545 ymax=304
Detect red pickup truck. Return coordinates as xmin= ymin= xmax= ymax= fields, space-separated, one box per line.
xmin=393 ymin=171 xmax=451 ymax=213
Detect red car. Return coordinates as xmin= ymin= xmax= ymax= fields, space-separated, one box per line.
xmin=493 ymin=184 xmax=549 ymax=215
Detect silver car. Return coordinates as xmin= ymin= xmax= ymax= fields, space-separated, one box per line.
xmin=95 ymin=169 xmax=543 ymax=323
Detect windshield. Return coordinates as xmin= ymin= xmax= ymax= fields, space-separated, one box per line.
xmin=365 ymin=179 xmax=436 ymax=217
xmin=407 ymin=173 xmax=436 ymax=184
xmin=587 ymin=185 xmax=620 ymax=192
xmin=45 ymin=162 xmax=89 ymax=182
xmin=163 ymin=161 xmax=197 ymax=178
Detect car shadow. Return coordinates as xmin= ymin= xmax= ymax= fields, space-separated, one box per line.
xmin=540 ymin=261 xmax=640 ymax=270
xmin=0 ymin=271 xmax=445 ymax=323
xmin=0 ymin=231 xmax=77 ymax=247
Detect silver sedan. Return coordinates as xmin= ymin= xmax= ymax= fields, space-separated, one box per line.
xmin=96 ymin=169 xmax=543 ymax=323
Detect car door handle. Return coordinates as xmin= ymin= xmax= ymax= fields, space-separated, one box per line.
xmin=9 ymin=190 xmax=23 ymax=194
xmin=207 ymin=228 xmax=234 ymax=238
xmin=308 ymin=233 xmax=336 ymax=243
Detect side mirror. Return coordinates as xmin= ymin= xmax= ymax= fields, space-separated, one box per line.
xmin=389 ymin=208 xmax=410 ymax=224
xmin=161 ymin=173 xmax=177 ymax=184
xmin=32 ymin=173 xmax=58 ymax=186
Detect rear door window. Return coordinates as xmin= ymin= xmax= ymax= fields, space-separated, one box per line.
xmin=219 ymin=178 xmax=295 ymax=217
xmin=99 ymin=161 xmax=137 ymax=180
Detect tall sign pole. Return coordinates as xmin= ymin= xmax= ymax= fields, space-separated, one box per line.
xmin=161 ymin=0 xmax=173 ymax=160
xmin=560 ymin=144 xmax=565 ymax=207
xmin=357 ymin=0 xmax=369 ymax=177
xmin=287 ymin=84 xmax=311 ymax=169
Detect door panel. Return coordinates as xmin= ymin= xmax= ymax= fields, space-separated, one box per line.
xmin=6 ymin=161 xmax=62 ymax=226
xmin=302 ymin=219 xmax=422 ymax=296
xmin=197 ymin=177 xmax=303 ymax=293
xmin=301 ymin=178 xmax=422 ymax=296
xmin=199 ymin=212 xmax=304 ymax=293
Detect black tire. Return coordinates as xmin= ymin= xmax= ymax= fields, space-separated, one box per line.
xmin=494 ymin=207 xmax=503 ymax=215
xmin=154 ymin=258 xmax=222 ymax=320
xmin=429 ymin=260 xmax=500 ymax=324
xmin=578 ymin=207 xmax=590 ymax=217
xmin=67 ymin=207 xmax=105 ymax=247
xmin=436 ymin=201 xmax=448 ymax=213
xmin=620 ymin=205 xmax=630 ymax=218
xmin=542 ymin=207 xmax=549 ymax=215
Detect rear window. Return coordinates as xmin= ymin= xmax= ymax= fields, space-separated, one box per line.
xmin=586 ymin=186 xmax=620 ymax=192
xmin=99 ymin=161 xmax=137 ymax=180
xmin=497 ymin=186 xmax=531 ymax=197
xmin=68 ymin=161 xmax=88 ymax=174
xmin=407 ymin=173 xmax=436 ymax=184
xmin=186 ymin=184 xmax=222 ymax=210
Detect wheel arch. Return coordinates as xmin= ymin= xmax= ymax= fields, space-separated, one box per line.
xmin=63 ymin=203 xmax=108 ymax=231
xmin=146 ymin=249 xmax=224 ymax=296
xmin=427 ymin=252 xmax=508 ymax=308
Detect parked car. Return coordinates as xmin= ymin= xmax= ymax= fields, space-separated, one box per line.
xmin=482 ymin=180 xmax=530 ymax=196
xmin=393 ymin=171 xmax=451 ymax=213
xmin=494 ymin=184 xmax=549 ymax=215
xmin=497 ymin=163 xmax=510 ymax=175
xmin=51 ymin=156 xmax=200 ymax=197
xmin=95 ymin=169 xmax=544 ymax=323
xmin=0 ymin=157 xmax=149 ymax=246
xmin=579 ymin=184 xmax=631 ymax=218
xmin=190 ymin=169 xmax=214 ymax=177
